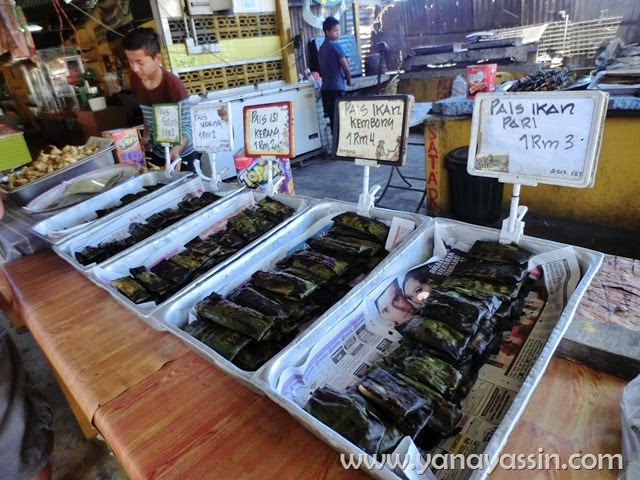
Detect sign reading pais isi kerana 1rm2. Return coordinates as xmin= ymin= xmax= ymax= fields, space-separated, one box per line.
xmin=467 ymin=91 xmax=608 ymax=188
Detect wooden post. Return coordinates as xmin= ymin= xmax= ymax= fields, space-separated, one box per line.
xmin=276 ymin=0 xmax=297 ymax=83
xmin=352 ymin=0 xmax=362 ymax=67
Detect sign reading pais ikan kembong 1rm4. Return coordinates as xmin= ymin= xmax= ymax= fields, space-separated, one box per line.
xmin=333 ymin=95 xmax=412 ymax=167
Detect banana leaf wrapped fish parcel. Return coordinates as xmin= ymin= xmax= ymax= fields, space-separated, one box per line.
xmin=95 ymin=181 xmax=167 ymax=218
xmin=112 ymin=197 xmax=296 ymax=305
xmin=75 ymin=191 xmax=222 ymax=266
xmin=305 ymin=240 xmax=536 ymax=458
xmin=182 ymin=211 xmax=395 ymax=371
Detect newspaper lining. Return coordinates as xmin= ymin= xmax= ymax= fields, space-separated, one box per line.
xmin=275 ymin=223 xmax=582 ymax=480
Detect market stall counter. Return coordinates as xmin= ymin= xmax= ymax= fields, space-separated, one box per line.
xmin=0 ymin=240 xmax=635 ymax=478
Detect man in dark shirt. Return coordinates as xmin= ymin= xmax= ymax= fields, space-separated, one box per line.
xmin=318 ymin=16 xmax=352 ymax=134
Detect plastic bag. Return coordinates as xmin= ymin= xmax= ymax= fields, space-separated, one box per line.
xmin=620 ymin=373 xmax=640 ymax=478
xmin=451 ymin=75 xmax=467 ymax=97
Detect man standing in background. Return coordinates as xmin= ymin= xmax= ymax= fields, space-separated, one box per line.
xmin=318 ymin=16 xmax=352 ymax=134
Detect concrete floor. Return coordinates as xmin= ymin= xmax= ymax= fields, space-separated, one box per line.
xmin=2 ymin=128 xmax=638 ymax=480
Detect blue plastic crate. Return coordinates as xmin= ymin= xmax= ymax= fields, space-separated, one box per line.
xmin=307 ymin=34 xmax=363 ymax=76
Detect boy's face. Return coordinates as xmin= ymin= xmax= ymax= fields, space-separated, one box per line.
xmin=125 ymin=48 xmax=162 ymax=80
xmin=325 ymin=24 xmax=340 ymax=41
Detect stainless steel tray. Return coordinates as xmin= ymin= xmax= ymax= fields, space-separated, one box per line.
xmin=0 ymin=138 xmax=116 ymax=205
xmin=53 ymin=179 xmax=241 ymax=275
xmin=151 ymin=201 xmax=431 ymax=393
xmin=91 ymin=191 xmax=316 ymax=322
xmin=31 ymin=171 xmax=194 ymax=245
xmin=258 ymin=217 xmax=604 ymax=480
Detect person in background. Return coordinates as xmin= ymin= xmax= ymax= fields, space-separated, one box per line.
xmin=0 ymin=197 xmax=54 ymax=480
xmin=318 ymin=16 xmax=352 ymax=134
xmin=122 ymin=27 xmax=196 ymax=172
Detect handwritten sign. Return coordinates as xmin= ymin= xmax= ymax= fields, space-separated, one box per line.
xmin=152 ymin=103 xmax=182 ymax=145
xmin=333 ymin=95 xmax=411 ymax=166
xmin=243 ymin=102 xmax=293 ymax=158
xmin=468 ymin=91 xmax=608 ymax=188
xmin=191 ymin=102 xmax=233 ymax=152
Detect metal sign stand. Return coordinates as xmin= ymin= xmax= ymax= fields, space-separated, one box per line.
xmin=499 ymin=182 xmax=528 ymax=244
xmin=162 ymin=144 xmax=182 ymax=177
xmin=193 ymin=152 xmax=228 ymax=191
xmin=355 ymin=159 xmax=381 ymax=216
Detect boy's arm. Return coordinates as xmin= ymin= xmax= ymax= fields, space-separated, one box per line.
xmin=169 ymin=97 xmax=193 ymax=169
xmin=339 ymin=57 xmax=352 ymax=87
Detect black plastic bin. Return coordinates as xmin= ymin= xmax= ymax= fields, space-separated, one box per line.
xmin=445 ymin=146 xmax=504 ymax=226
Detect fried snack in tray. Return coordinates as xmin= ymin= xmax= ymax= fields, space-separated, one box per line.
xmin=3 ymin=143 xmax=100 ymax=190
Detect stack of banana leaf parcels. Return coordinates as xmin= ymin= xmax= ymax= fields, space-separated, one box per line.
xmin=304 ymin=240 xmax=537 ymax=458
xmin=183 ymin=212 xmax=396 ymax=371
xmin=112 ymin=196 xmax=297 ymax=306
xmin=91 ymin=180 xmax=168 ymax=219
xmin=74 ymin=191 xmax=224 ymax=266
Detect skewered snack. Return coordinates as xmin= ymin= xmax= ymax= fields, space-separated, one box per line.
xmin=510 ymin=67 xmax=576 ymax=92
xmin=3 ymin=143 xmax=101 ymax=190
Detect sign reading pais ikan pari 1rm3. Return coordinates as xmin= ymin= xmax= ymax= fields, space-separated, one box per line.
xmin=467 ymin=91 xmax=608 ymax=188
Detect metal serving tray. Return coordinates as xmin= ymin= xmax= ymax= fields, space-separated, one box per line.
xmin=259 ymin=217 xmax=604 ymax=480
xmin=53 ymin=178 xmax=240 ymax=275
xmin=0 ymin=138 xmax=115 ymax=205
xmin=151 ymin=201 xmax=431 ymax=393
xmin=31 ymin=171 xmax=193 ymax=245
xmin=91 ymin=191 xmax=316 ymax=323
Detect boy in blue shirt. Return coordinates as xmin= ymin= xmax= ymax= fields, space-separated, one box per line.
xmin=318 ymin=16 xmax=352 ymax=134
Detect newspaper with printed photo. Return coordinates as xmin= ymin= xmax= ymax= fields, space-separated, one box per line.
xmin=275 ymin=222 xmax=582 ymax=480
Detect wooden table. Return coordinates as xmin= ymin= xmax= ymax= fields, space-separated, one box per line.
xmin=0 ymin=250 xmax=631 ymax=479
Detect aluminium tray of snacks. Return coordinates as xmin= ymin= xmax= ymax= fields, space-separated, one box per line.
xmin=258 ymin=218 xmax=603 ymax=480
xmin=31 ymin=171 xmax=194 ymax=245
xmin=53 ymin=178 xmax=240 ymax=275
xmin=151 ymin=201 xmax=431 ymax=393
xmin=0 ymin=137 xmax=116 ymax=205
xmin=91 ymin=190 xmax=316 ymax=325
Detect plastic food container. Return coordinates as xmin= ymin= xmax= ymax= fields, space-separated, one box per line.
xmin=259 ymin=218 xmax=603 ymax=480
xmin=151 ymin=201 xmax=431 ymax=392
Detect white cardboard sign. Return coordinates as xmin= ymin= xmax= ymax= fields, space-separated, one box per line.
xmin=467 ymin=91 xmax=608 ymax=188
xmin=333 ymin=95 xmax=411 ymax=166
xmin=191 ymin=102 xmax=233 ymax=152
xmin=243 ymin=102 xmax=293 ymax=158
